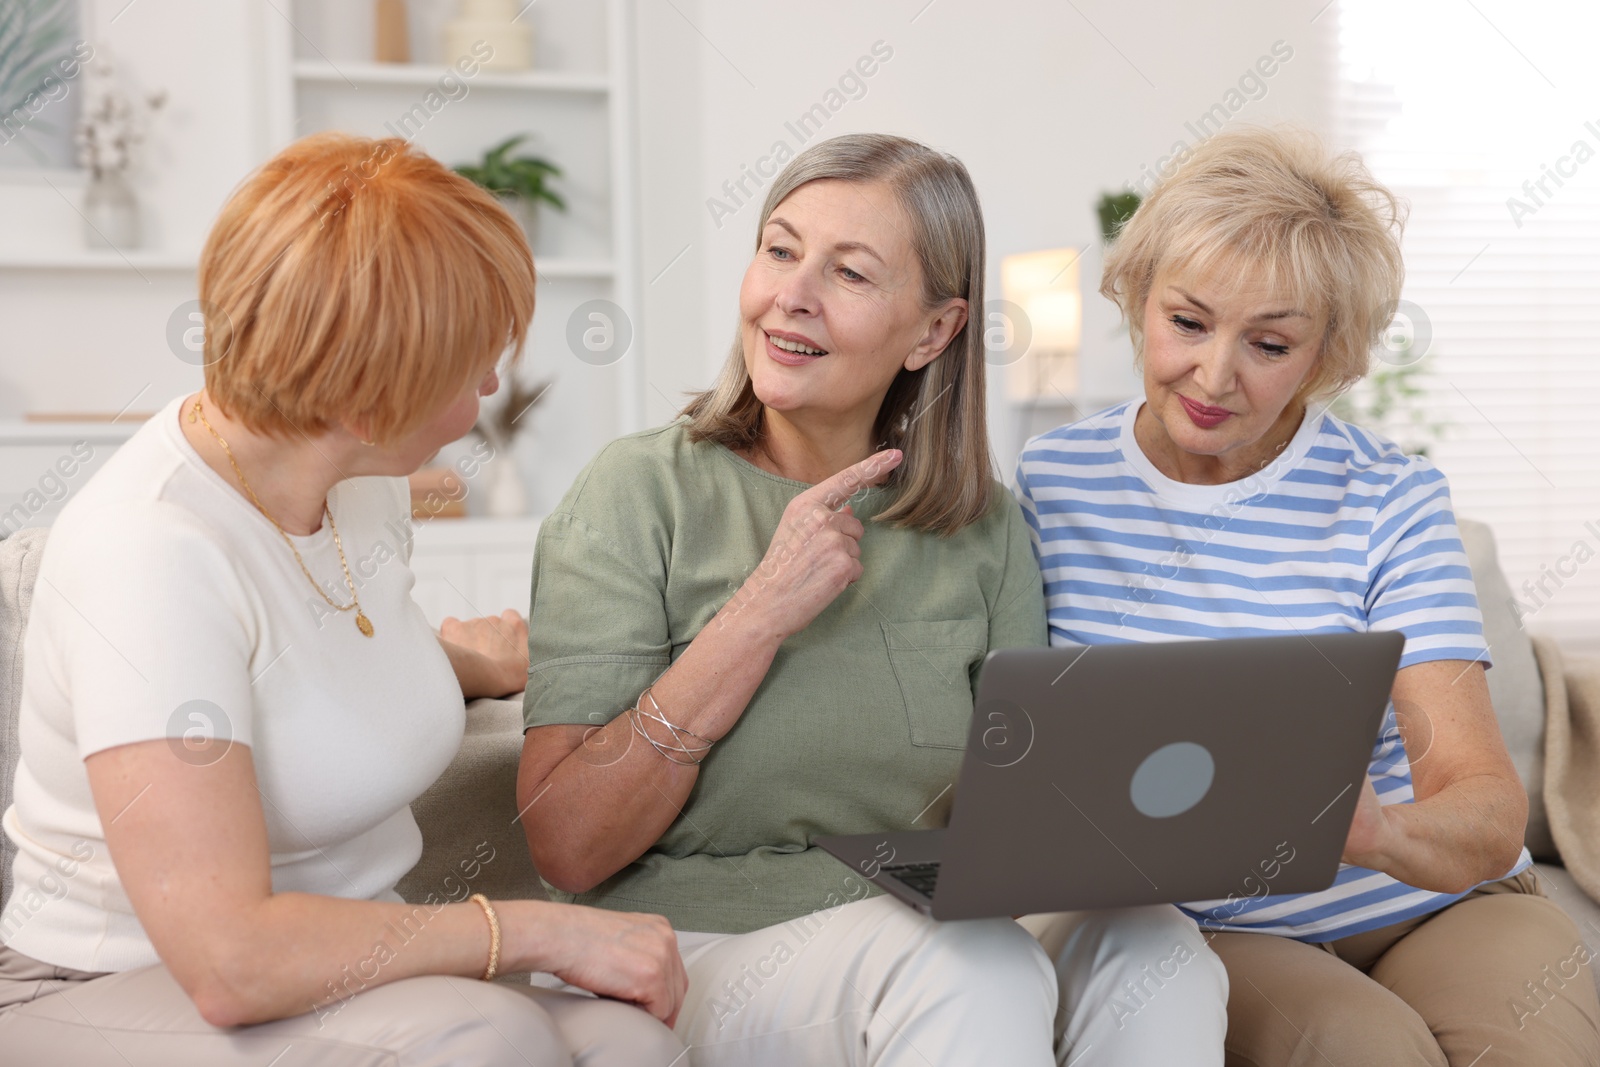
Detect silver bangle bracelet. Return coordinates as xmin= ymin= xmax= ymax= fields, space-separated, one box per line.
xmin=641 ymin=686 xmax=713 ymax=747
xmin=628 ymin=706 xmax=710 ymax=766
xmin=625 ymin=682 xmax=715 ymax=766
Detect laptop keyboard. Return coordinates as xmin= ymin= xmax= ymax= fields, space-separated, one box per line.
xmin=882 ymin=862 xmax=941 ymax=899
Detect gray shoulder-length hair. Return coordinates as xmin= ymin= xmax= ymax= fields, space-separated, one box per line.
xmin=682 ymin=133 xmax=992 ymax=536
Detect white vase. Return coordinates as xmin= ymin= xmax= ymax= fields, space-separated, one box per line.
xmin=83 ymin=170 xmax=140 ymax=250
xmin=444 ymin=0 xmax=533 ymax=71
xmin=485 ymin=451 xmax=529 ymax=518
xmin=496 ymin=192 xmax=538 ymax=250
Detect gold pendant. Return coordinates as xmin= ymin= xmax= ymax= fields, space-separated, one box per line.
xmin=356 ymin=611 xmax=374 ymax=637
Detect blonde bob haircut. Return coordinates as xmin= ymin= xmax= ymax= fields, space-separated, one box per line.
xmin=683 ymin=133 xmax=992 ymax=536
xmin=1102 ymin=125 xmax=1406 ymax=402
xmin=199 ymin=132 xmax=536 ymax=444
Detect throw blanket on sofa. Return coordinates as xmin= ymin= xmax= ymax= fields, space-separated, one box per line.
xmin=1541 ymin=635 xmax=1600 ymax=907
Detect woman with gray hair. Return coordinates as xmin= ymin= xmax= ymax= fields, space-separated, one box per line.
xmin=515 ymin=133 xmax=1228 ymax=1065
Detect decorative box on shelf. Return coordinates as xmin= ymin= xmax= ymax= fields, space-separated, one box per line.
xmin=408 ymin=467 xmax=468 ymax=519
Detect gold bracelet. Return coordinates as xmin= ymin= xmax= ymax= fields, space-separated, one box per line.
xmin=469 ymin=893 xmax=501 ymax=982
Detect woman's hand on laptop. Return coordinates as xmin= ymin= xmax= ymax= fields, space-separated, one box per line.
xmin=1339 ymin=776 xmax=1392 ymax=870
xmin=439 ymin=609 xmax=530 ymax=699
xmin=1338 ymin=663 xmax=1527 ymax=892
xmin=734 ymin=449 xmax=902 ymax=640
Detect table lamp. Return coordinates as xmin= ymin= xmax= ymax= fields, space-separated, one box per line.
xmin=999 ymin=248 xmax=1082 ymax=403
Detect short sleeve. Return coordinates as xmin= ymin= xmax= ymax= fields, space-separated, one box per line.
xmin=521 ymin=483 xmax=673 ymax=733
xmin=1365 ymin=459 xmax=1490 ymax=669
xmin=988 ymin=489 xmax=1048 ymax=655
xmin=1011 ymin=456 xmax=1045 ymax=567
xmin=38 ymin=502 xmax=257 ymax=759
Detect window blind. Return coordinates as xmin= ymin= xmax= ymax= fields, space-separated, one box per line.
xmin=1332 ymin=0 xmax=1600 ymax=640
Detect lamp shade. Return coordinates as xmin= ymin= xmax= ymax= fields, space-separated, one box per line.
xmin=1000 ymin=248 xmax=1082 ymax=402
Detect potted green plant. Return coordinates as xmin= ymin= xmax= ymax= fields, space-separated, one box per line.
xmin=1084 ymin=190 xmax=1147 ymax=399
xmin=454 ymin=134 xmax=565 ymax=247
xmin=1330 ymin=350 xmax=1449 ymax=458
xmin=1095 ymin=191 xmax=1143 ymax=244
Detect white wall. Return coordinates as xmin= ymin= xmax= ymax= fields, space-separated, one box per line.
xmin=633 ymin=0 xmax=1336 ymax=476
xmin=0 ymin=0 xmax=1336 ymax=490
xmin=631 ymin=1 xmax=708 ymax=429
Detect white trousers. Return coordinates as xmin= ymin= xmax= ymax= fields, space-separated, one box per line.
xmin=664 ymin=896 xmax=1228 ymax=1066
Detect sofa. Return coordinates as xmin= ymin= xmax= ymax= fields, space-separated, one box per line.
xmin=3 ymin=520 xmax=1598 ymax=995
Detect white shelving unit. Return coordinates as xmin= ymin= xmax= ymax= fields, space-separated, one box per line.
xmin=531 ymin=258 xmax=617 ymax=278
xmin=0 ymin=421 xmax=139 ymax=535
xmin=0 ymin=421 xmax=144 ymax=445
xmin=0 ymin=3 xmax=643 ymax=628
xmin=262 ymin=0 xmax=644 ymax=442
xmin=292 ymin=59 xmax=611 ymax=94
xmin=407 ymin=516 xmax=541 ymax=626
xmin=259 ymin=0 xmax=645 ymax=622
xmin=0 ymin=250 xmax=618 ymax=277
xmin=0 ymin=251 xmax=197 ymax=272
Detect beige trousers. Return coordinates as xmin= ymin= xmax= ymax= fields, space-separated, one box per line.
xmin=0 ymin=944 xmax=685 ymax=1066
xmin=529 ymin=895 xmax=1230 ymax=1066
xmin=1210 ymin=870 xmax=1600 ymax=1067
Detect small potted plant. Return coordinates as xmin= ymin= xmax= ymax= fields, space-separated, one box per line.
xmin=454 ymin=134 xmax=564 ymax=248
xmin=1095 ymin=191 xmax=1143 ymax=245
xmin=1330 ymin=349 xmax=1448 ymax=458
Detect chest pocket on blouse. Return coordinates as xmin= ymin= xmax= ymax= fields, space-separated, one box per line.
xmin=882 ymin=619 xmax=988 ymax=749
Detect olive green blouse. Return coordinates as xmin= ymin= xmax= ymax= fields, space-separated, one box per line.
xmin=522 ymin=420 xmax=1046 ymax=933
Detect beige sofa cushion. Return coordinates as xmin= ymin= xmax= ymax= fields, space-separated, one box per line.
xmin=1459 ymin=519 xmax=1557 ymax=859
xmin=395 ymin=696 xmax=545 ymax=906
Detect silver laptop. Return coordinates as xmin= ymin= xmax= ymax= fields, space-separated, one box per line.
xmin=815 ymin=632 xmax=1404 ymax=921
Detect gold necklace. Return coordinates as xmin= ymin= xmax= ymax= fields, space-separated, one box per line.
xmin=189 ymin=397 xmax=374 ymax=637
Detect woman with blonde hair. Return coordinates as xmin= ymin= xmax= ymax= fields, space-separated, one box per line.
xmin=0 ymin=133 xmax=686 ymax=1065
xmin=517 ymin=132 xmax=1228 ymax=1065
xmin=1016 ymin=125 xmax=1600 ymax=1065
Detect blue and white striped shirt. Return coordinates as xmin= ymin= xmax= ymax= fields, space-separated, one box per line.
xmin=1014 ymin=399 xmax=1531 ymax=942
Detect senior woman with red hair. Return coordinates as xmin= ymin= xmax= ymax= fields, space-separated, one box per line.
xmin=0 ymin=134 xmax=685 ymax=1065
